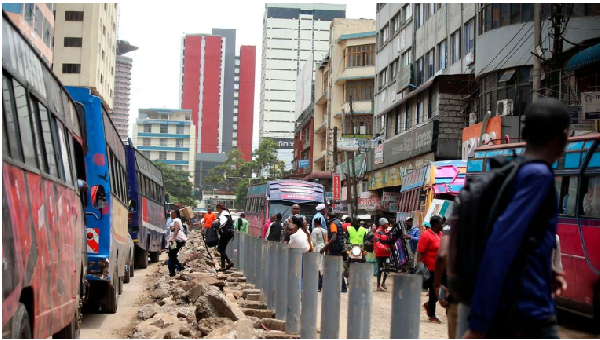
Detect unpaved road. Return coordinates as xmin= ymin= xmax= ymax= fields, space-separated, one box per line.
xmin=80 ymin=253 xmax=165 ymax=339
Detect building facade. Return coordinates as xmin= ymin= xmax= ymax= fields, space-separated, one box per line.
xmin=2 ymin=3 xmax=54 ymax=66
xmin=110 ymin=40 xmax=138 ymax=140
xmin=235 ymin=46 xmax=257 ymax=161
xmin=260 ymin=3 xmax=346 ymax=169
xmin=53 ymin=3 xmax=118 ymax=109
xmin=132 ymin=108 xmax=197 ymax=184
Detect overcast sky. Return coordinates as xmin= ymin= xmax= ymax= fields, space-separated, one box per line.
xmin=119 ymin=1 xmax=376 ymax=151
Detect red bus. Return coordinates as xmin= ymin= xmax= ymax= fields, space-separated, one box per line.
xmin=467 ymin=133 xmax=600 ymax=321
xmin=2 ymin=12 xmax=91 ymax=338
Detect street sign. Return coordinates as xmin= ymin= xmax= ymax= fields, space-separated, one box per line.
xmin=298 ymin=159 xmax=310 ymax=168
xmin=332 ymin=174 xmax=341 ymax=201
xmin=582 ymin=92 xmax=600 ymax=120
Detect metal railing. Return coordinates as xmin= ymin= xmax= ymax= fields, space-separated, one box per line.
xmin=225 ymin=231 xmax=425 ymax=338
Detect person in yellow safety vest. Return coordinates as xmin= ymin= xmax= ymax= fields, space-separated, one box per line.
xmin=347 ymin=216 xmax=368 ymax=246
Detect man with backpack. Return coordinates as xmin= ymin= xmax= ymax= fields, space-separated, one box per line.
xmin=320 ymin=211 xmax=347 ymax=292
xmin=452 ymin=99 xmax=569 ymax=338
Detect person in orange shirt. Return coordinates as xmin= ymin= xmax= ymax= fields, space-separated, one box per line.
xmin=203 ymin=208 xmax=217 ymax=230
xmin=417 ymin=215 xmax=444 ymax=324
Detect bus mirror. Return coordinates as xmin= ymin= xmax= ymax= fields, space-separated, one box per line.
xmin=129 ymin=199 xmax=137 ymax=213
xmin=91 ymin=185 xmax=108 ymax=210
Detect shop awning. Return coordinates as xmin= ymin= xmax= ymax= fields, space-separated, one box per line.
xmin=567 ymin=43 xmax=600 ymax=72
xmin=302 ymin=171 xmax=332 ymax=181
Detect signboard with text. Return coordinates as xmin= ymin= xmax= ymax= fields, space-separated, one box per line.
xmin=272 ymin=138 xmax=295 ymax=149
xmin=298 ymin=159 xmax=310 ymax=168
xmin=332 ymin=173 xmax=341 ymax=201
xmin=401 ymin=165 xmax=429 ymax=192
xmin=582 ymin=92 xmax=600 ymax=120
xmin=375 ymin=144 xmax=384 ymax=164
xmin=337 ymin=138 xmax=372 ymax=151
xmin=382 ymin=192 xmax=401 ymax=202
xmin=383 ymin=120 xmax=438 ymax=166
xmin=358 ymin=197 xmax=381 ymax=211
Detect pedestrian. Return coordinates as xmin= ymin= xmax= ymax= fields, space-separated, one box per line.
xmin=216 ymin=205 xmax=235 ymax=271
xmin=165 ymin=210 xmax=179 ymax=250
xmin=282 ymin=204 xmax=307 ymax=244
xmin=288 ymin=215 xmax=311 ymax=253
xmin=236 ymin=212 xmax=249 ymax=234
xmin=402 ymin=217 xmax=420 ymax=269
xmin=310 ymin=218 xmax=328 ymax=290
xmin=342 ymin=216 xmax=352 ymax=234
xmin=347 ymin=216 xmax=368 ymax=246
xmin=374 ymin=218 xmax=392 ymax=292
xmin=364 ymin=224 xmax=377 ymax=276
xmin=312 ymin=203 xmax=327 ymax=232
xmin=463 ymin=98 xmax=569 ymax=339
xmin=434 ymin=216 xmax=457 ymax=338
xmin=168 ymin=217 xmax=187 ymax=277
xmin=262 ymin=214 xmax=275 ymax=239
xmin=320 ymin=211 xmax=347 ymax=293
xmin=417 ymin=215 xmax=443 ymax=323
xmin=203 ymin=208 xmax=217 ymax=232
xmin=266 ymin=213 xmax=283 ymax=242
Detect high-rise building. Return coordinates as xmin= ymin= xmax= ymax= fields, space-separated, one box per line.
xmin=132 ymin=108 xmax=197 ymax=184
xmin=235 ymin=46 xmax=257 ymax=161
xmin=111 ymin=40 xmax=138 ymax=140
xmin=53 ymin=3 xmax=118 ymax=109
xmin=259 ymin=3 xmax=346 ymax=169
xmin=2 ymin=3 xmax=54 ymax=66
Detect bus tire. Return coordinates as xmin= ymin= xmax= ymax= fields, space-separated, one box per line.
xmin=11 ymin=303 xmax=32 ymax=339
xmin=53 ymin=296 xmax=80 ymax=339
xmin=123 ymin=255 xmax=131 ymax=284
xmin=149 ymin=252 xmax=160 ymax=263
xmin=101 ymin=270 xmax=118 ymax=314
xmin=135 ymin=247 xmax=148 ymax=269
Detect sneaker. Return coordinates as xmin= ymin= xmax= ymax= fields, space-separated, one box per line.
xmin=225 ymin=263 xmax=234 ymax=270
xmin=428 ymin=317 xmax=442 ymax=324
xmin=381 ymin=283 xmax=388 ymax=290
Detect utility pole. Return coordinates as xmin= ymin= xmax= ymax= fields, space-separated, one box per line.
xmin=333 ymin=127 xmax=338 ymax=168
xmin=550 ymin=4 xmax=563 ymax=99
xmin=532 ymin=3 xmax=542 ymax=102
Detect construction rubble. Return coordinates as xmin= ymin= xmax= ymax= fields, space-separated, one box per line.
xmin=129 ymin=230 xmax=299 ymax=339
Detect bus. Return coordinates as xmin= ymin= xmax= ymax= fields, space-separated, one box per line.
xmin=66 ymin=86 xmax=133 ymax=314
xmin=2 ymin=13 xmax=88 ymax=338
xmin=125 ymin=139 xmax=166 ymax=269
xmin=466 ymin=134 xmax=600 ymax=321
xmin=245 ymin=180 xmax=326 ymax=237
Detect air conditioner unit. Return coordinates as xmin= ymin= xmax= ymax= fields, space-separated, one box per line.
xmin=497 ymin=99 xmax=514 ymax=116
xmin=465 ymin=51 xmax=475 ymax=66
xmin=468 ymin=112 xmax=477 ymax=126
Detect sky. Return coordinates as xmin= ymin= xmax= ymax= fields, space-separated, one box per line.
xmin=119 ymin=1 xmax=376 ymax=152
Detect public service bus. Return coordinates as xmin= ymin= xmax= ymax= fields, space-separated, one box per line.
xmin=2 ymin=12 xmax=89 ymax=338
xmin=245 ymin=179 xmax=326 ymax=237
xmin=66 ymin=86 xmax=132 ymax=314
xmin=466 ymin=133 xmax=600 ymax=321
xmin=125 ymin=139 xmax=166 ymax=269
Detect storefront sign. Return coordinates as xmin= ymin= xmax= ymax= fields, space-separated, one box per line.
xmin=333 ymin=173 xmax=341 ymax=200
xmin=381 ymin=201 xmax=399 ymax=213
xmin=298 ymin=159 xmax=310 ymax=168
xmin=401 ymin=165 xmax=429 ymax=192
xmin=368 ymin=153 xmax=434 ymax=190
xmin=462 ymin=116 xmax=502 ymax=160
xmin=332 ymin=202 xmax=348 ymax=214
xmin=582 ymin=92 xmax=600 ymax=120
xmin=338 ymin=138 xmax=372 ymax=151
xmin=384 ymin=120 xmax=438 ymax=166
xmin=374 ymin=144 xmax=384 ymax=164
xmin=337 ymin=154 xmax=365 ymax=181
xmin=358 ymin=197 xmax=381 ymax=211
xmin=325 ymin=192 xmax=333 ymax=200
xmin=272 ymin=138 xmax=294 ymax=149
xmin=382 ymin=192 xmax=401 ymax=202
xmin=396 ymin=64 xmax=413 ymax=93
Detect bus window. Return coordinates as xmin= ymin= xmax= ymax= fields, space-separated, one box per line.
xmin=580 ymin=176 xmax=600 ymax=218
xmin=556 ymin=176 xmax=578 ymax=215
xmin=38 ymin=104 xmax=59 ymax=178
xmin=29 ymin=98 xmax=49 ymax=173
xmin=56 ymin=121 xmax=73 ymax=185
xmin=50 ymin=116 xmax=66 ymax=181
xmin=12 ymin=79 xmax=37 ymax=167
xmin=2 ymin=76 xmax=23 ymax=162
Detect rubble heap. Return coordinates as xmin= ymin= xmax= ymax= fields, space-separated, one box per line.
xmin=130 ymin=231 xmax=299 ymax=339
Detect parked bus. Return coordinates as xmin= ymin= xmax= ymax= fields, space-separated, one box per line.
xmin=125 ymin=139 xmax=166 ymax=269
xmin=466 ymin=134 xmax=600 ymax=321
xmin=66 ymin=86 xmax=133 ymax=314
xmin=245 ymin=180 xmax=326 ymax=237
xmin=2 ymin=13 xmax=89 ymax=338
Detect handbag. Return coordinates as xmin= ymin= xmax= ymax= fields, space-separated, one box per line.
xmin=412 ymin=262 xmax=431 ymax=281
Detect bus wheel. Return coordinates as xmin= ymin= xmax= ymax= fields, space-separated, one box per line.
xmin=101 ymin=270 xmax=118 ymax=314
xmin=11 ymin=303 xmax=32 ymax=339
xmin=53 ymin=296 xmax=80 ymax=339
xmin=149 ymin=252 xmax=160 ymax=263
xmin=135 ymin=248 xmax=148 ymax=269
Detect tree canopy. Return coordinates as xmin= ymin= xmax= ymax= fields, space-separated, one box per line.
xmin=153 ymin=161 xmax=196 ymax=207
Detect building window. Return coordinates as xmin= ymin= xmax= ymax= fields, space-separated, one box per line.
xmin=401 ymin=49 xmax=412 ymax=66
xmin=102 ymin=50 xmax=105 ymax=60
xmin=176 ymin=126 xmax=184 ymax=134
xmin=143 ymin=138 xmax=150 ymax=146
xmin=174 ymin=165 xmax=183 ymax=170
xmin=34 ymin=5 xmax=42 ymax=37
xmin=62 ymin=63 xmax=81 ymax=74
xmin=428 ymin=87 xmax=437 ymax=118
xmin=480 ymin=4 xmax=535 ymax=35
xmin=346 ymin=80 xmax=374 ymax=102
xmin=103 ymin=25 xmax=106 ymax=36
xmin=24 ymin=3 xmax=34 ymax=26
xmin=451 ymin=30 xmax=461 ymax=64
xmin=160 ymin=124 xmax=168 ymax=133
xmin=417 ymin=94 xmax=424 ymax=124
xmin=390 ymin=58 xmax=398 ymax=81
xmin=175 ymin=139 xmax=183 ymax=147
xmin=175 ymin=153 xmax=183 ymax=160
xmin=159 ymin=152 xmax=167 ymax=160
xmin=427 ymin=49 xmax=435 ymax=79
xmin=416 ymin=4 xmax=424 ymax=28
xmin=344 ymin=115 xmax=373 ymax=136
xmin=185 ymin=116 xmax=191 ymax=121
xmin=160 ymin=139 xmax=167 ymax=146
xmin=405 ymin=102 xmax=410 ymax=130
xmin=465 ymin=19 xmax=474 ymax=53
xmin=65 ymin=10 xmax=84 ymax=21
xmin=142 ymin=151 xmax=150 ymax=158
xmin=64 ymin=37 xmax=82 ymax=47
xmin=439 ymin=40 xmax=447 ymax=70
xmin=378 ymin=68 xmax=387 ymax=90
xmin=403 ymin=3 xmax=412 ymax=23
xmin=345 ymin=44 xmax=375 ymax=68
xmin=143 ymin=125 xmax=151 ymax=133
xmin=43 ymin=18 xmax=52 ymax=47
xmin=416 ymin=58 xmax=424 ymax=86
xmin=430 ymin=3 xmax=436 ymax=15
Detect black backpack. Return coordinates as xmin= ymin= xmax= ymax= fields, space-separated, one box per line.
xmin=205 ymin=220 xmax=221 ymax=247
xmin=447 ymin=156 xmax=550 ymax=304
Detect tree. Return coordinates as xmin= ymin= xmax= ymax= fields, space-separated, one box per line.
xmin=205 ymin=149 xmax=251 ymax=190
xmin=153 ymin=161 xmax=195 ymax=207
xmin=250 ymin=138 xmax=286 ymax=179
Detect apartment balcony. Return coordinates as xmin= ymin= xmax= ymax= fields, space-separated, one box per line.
xmin=335 ymin=66 xmax=376 ymax=85
xmin=316 ymin=88 xmax=328 ymax=105
xmin=314 ymin=120 xmax=327 ymax=134
xmin=342 ymin=100 xmax=373 ymax=115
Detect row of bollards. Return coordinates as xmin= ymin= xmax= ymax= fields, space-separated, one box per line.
xmin=231 ymin=231 xmax=423 ymax=338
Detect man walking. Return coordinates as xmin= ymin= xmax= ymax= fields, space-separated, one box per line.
xmin=320 ymin=211 xmax=347 ymax=292
xmin=464 ymin=98 xmax=569 ymax=338
xmin=312 ymin=203 xmax=327 ymax=233
xmin=403 ymin=217 xmax=420 ymax=269
xmin=203 ymin=208 xmax=217 ymax=232
xmin=374 ymin=218 xmax=392 ymax=291
xmin=262 ymin=214 xmax=276 ymax=239
xmin=266 ymin=213 xmax=283 ymax=242
xmin=417 ymin=215 xmax=443 ymax=323
xmin=282 ymin=204 xmax=306 ymax=244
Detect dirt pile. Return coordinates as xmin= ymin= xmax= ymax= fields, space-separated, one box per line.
xmin=130 ymin=231 xmax=297 ymax=339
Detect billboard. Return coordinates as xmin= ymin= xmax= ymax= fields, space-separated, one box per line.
xmin=272 ymin=138 xmax=295 ymax=149
xmin=295 ymin=54 xmax=314 ymax=121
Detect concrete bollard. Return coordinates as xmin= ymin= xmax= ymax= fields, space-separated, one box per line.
xmin=267 ymin=242 xmax=277 ymax=310
xmin=263 ymin=241 xmax=271 ymax=303
xmin=275 ymin=243 xmax=289 ymax=320
xmin=320 ymin=255 xmax=342 ymax=339
xmin=390 ymin=274 xmax=422 ymax=339
xmin=347 ymin=262 xmax=373 ymax=339
xmin=250 ymin=236 xmax=257 ymax=285
xmin=247 ymin=235 xmax=253 ymax=283
xmin=285 ymin=248 xmax=302 ymax=334
xmin=300 ymin=252 xmax=319 ymax=339
xmin=256 ymin=239 xmax=264 ymax=291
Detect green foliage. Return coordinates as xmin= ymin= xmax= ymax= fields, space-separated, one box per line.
xmin=153 ymin=161 xmax=195 ymax=207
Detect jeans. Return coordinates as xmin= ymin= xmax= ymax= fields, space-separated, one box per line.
xmin=376 ymin=256 xmax=389 ymax=288
xmin=425 ymin=269 xmax=438 ymax=318
xmin=168 ymin=241 xmax=185 ymax=276
xmin=218 ymin=232 xmax=234 ymax=268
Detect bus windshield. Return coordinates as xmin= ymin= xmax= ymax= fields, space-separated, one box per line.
xmin=269 ymin=201 xmax=320 ymax=221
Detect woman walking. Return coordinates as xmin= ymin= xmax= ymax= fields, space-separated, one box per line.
xmin=216 ymin=205 xmax=235 ymax=271
xmin=374 ymin=218 xmax=392 ymax=291
xmin=168 ymin=218 xmax=187 ymax=277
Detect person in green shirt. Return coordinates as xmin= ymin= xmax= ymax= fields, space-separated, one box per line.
xmin=347 ymin=216 xmax=368 ymax=246
xmin=236 ymin=212 xmax=249 ymax=234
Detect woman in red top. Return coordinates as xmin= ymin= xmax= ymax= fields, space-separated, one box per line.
xmin=417 ymin=215 xmax=444 ymax=323
xmin=374 ymin=218 xmax=393 ymax=291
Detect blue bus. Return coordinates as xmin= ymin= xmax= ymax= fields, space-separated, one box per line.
xmin=66 ymin=86 xmax=133 ymax=314
xmin=125 ymin=139 xmax=166 ymax=269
